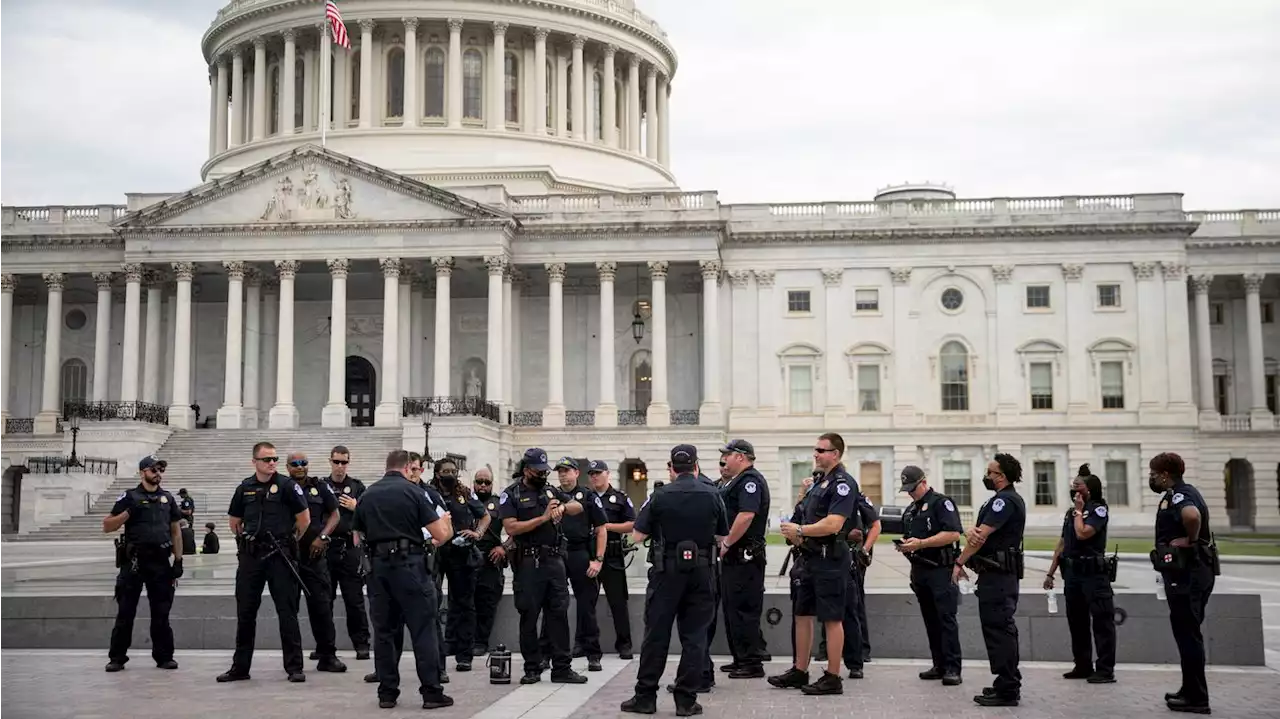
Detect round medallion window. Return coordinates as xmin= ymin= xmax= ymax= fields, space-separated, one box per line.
xmin=940 ymin=288 xmax=964 ymax=311
xmin=64 ymin=308 xmax=87 ymax=330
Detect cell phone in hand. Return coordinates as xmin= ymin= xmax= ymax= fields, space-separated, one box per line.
xmin=892 ymin=538 xmax=904 ymax=546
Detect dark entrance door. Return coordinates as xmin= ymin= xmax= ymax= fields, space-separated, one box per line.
xmin=346 ymin=356 xmax=376 ymax=427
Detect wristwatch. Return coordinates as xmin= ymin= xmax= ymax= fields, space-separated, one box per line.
xmin=320 ymin=534 xmax=331 ymax=543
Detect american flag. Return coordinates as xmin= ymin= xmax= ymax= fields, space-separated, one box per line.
xmin=325 ymin=1 xmax=350 ymax=49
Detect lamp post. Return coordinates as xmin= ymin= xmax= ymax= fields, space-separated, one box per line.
xmin=422 ymin=405 xmax=434 ymax=463
xmin=67 ymin=414 xmax=82 ymax=468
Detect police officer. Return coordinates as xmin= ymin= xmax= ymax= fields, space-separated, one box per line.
xmin=849 ymin=490 xmax=879 ymax=665
xmin=716 ymin=440 xmax=771 ymax=679
xmin=1149 ymin=452 xmax=1215 ymax=714
xmin=178 ymin=487 xmax=195 ymax=527
xmin=621 ymin=444 xmax=728 ymax=717
xmin=218 ymin=441 xmax=312 ymax=683
xmin=324 ymin=444 xmax=370 ymax=660
xmin=353 ymin=449 xmax=454 ymax=710
xmin=498 ymin=448 xmax=589 ymax=685
xmin=587 ymin=459 xmax=636 ymax=661
xmin=540 ymin=457 xmax=607 ymax=671
xmin=1045 ymin=464 xmax=1116 ymax=684
xmin=895 ymin=465 xmax=963 ymax=685
xmin=286 ymin=451 xmax=346 ymax=673
xmin=430 ymin=456 xmax=489 ymax=672
xmin=103 ymin=455 xmax=183 ymax=672
xmin=472 ymin=466 xmax=507 ymax=656
xmin=954 ymin=452 xmax=1026 ymax=707
xmin=769 ymin=432 xmax=859 ymax=696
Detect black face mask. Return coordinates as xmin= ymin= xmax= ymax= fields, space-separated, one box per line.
xmin=438 ymin=473 xmax=458 ymax=487
xmin=527 ymin=471 xmax=549 ymax=489
xmin=982 ymin=475 xmax=997 ymax=491
xmin=475 ymin=489 xmax=492 ymax=500
xmin=1149 ymin=476 xmax=1165 ymax=494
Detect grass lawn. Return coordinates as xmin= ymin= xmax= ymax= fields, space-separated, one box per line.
xmin=763 ymin=533 xmax=1280 ymax=557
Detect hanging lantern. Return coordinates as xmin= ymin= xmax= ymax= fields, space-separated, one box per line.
xmin=630 ymin=311 xmax=645 ymax=343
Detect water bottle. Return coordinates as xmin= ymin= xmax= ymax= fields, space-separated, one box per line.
xmin=1155 ymin=573 xmax=1166 ymax=601
xmin=1046 ymin=589 xmax=1059 ymax=614
xmin=958 ymin=578 xmax=973 ymax=595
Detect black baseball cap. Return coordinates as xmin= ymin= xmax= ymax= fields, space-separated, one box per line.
xmin=139 ymin=455 xmax=166 ymax=471
xmin=523 ymin=448 xmax=551 ymax=472
xmin=670 ymin=444 xmax=698 ymax=470
xmin=900 ymin=465 xmax=926 ymax=490
xmin=720 ymin=439 xmax=755 ymax=459
xmin=554 ymin=456 xmax=579 ymax=471
xmin=587 ymin=459 xmax=609 ymax=473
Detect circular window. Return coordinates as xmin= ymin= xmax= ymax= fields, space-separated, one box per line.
xmin=940 ymin=288 xmax=964 ymax=312
xmin=64 ymin=308 xmax=87 ymax=330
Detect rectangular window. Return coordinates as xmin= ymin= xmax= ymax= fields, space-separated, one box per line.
xmin=1100 ymin=361 xmax=1125 ymax=409
xmin=1264 ymin=302 xmax=1275 ymax=324
xmin=854 ymin=289 xmax=880 ymax=312
xmin=787 ymin=290 xmax=811 ymax=314
xmin=1033 ymin=461 xmax=1056 ymax=506
xmin=857 ymin=364 xmax=880 ymax=412
xmin=1104 ymin=460 xmax=1129 ymax=507
xmin=1029 ymin=362 xmax=1054 ymax=410
xmin=1097 ymin=284 xmax=1121 ymax=308
xmin=942 ymin=460 xmax=972 ymax=507
xmin=1215 ymin=374 xmax=1229 ymax=415
xmin=1209 ymin=303 xmax=1225 ymax=325
xmin=1267 ymin=374 xmax=1277 ymax=414
xmin=1026 ymin=285 xmax=1051 ymax=309
xmin=788 ymin=365 xmax=813 ymax=414
xmin=789 ymin=461 xmax=813 ymax=514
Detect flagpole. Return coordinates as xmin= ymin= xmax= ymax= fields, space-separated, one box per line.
xmin=320 ymin=10 xmax=331 ymax=147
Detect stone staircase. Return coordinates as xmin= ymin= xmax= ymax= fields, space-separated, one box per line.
xmin=7 ymin=427 xmax=404 ymax=542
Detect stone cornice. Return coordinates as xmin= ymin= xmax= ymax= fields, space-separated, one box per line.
xmin=1186 ymin=236 xmax=1280 ymax=249
xmin=119 ymin=218 xmax=514 ymax=238
xmin=725 ymin=221 xmax=1200 ymax=246
xmin=2 ymin=235 xmax=123 ymax=251
xmin=518 ymin=222 xmax=724 ymax=238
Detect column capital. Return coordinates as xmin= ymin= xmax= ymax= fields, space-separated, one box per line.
xmin=231 ymin=46 xmax=244 ymax=60
xmin=596 ymin=261 xmax=617 ymax=281
xmin=327 ymin=258 xmax=350 ymax=278
xmin=493 ymin=21 xmax=509 ymax=36
xmin=171 ymin=262 xmax=195 ymax=281
xmin=991 ymin=264 xmax=1015 ymax=283
xmin=485 ymin=255 xmax=509 ymax=276
xmin=1243 ymin=273 xmax=1265 ymax=293
xmin=223 ymin=261 xmax=247 ymax=280
xmin=42 ymin=272 xmax=66 ymax=291
xmin=274 ymin=259 xmax=300 ymax=279
xmin=92 ymin=272 xmax=114 ymax=290
xmin=534 ymin=26 xmax=550 ymax=41
xmin=379 ymin=257 xmax=401 ymax=278
xmin=402 ymin=17 xmax=419 ymax=31
xmin=647 ymin=65 xmax=658 ymax=81
xmin=754 ymin=270 xmax=775 ymax=288
xmin=1191 ymin=274 xmax=1214 ymax=294
xmin=546 ymin=262 xmax=567 ymax=282
xmin=252 ymin=35 xmax=267 ymax=50
xmin=1061 ymin=263 xmax=1084 ymax=282
xmin=821 ymin=268 xmax=843 ymax=287
xmin=358 ymin=18 xmax=375 ymax=33
xmin=121 ymin=262 xmax=145 ymax=283
xmin=699 ymin=260 xmax=721 ymax=281
xmin=433 ymin=256 xmax=456 ymax=276
xmin=1132 ymin=261 xmax=1158 ymax=281
xmin=604 ymin=43 xmax=618 ymax=58
xmin=890 ymin=267 xmax=912 ymax=285
xmin=447 ymin=17 xmax=464 ymax=32
xmin=572 ymin=34 xmax=586 ymax=50
xmin=0 ymin=274 xmax=15 ymax=292
xmin=727 ymin=270 xmax=752 ymax=289
xmin=647 ymin=261 xmax=669 ymax=280
xmin=281 ymin=28 xmax=296 ymax=42
xmin=1161 ymin=261 xmax=1186 ymax=281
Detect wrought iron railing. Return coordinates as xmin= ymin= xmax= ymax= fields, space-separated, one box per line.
xmin=25 ymin=455 xmax=119 ymax=475
xmin=5 ymin=418 xmax=34 ymax=434
xmin=566 ymin=410 xmax=596 ymax=427
xmin=618 ymin=410 xmax=647 ymax=426
xmin=670 ymin=409 xmax=700 ymax=426
xmin=512 ymin=411 xmax=544 ymax=427
xmin=63 ymin=400 xmax=170 ymax=425
xmin=401 ymin=396 xmax=501 ymax=422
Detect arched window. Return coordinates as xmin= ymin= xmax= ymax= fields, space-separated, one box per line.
xmin=424 ymin=47 xmax=445 ymax=118
xmin=293 ymin=56 xmax=305 ymax=130
xmin=462 ymin=49 xmax=483 ymax=120
xmin=61 ymin=359 xmax=87 ymax=407
xmin=940 ymin=341 xmax=969 ymax=411
xmin=504 ymin=52 xmax=520 ymax=125
xmin=592 ymin=71 xmax=603 ymax=141
xmin=268 ymin=65 xmax=281 ymax=135
xmin=386 ymin=47 xmax=405 ymax=118
xmin=349 ymin=52 xmax=361 ymax=121
xmin=630 ymin=350 xmax=653 ymax=412
xmin=545 ymin=59 xmax=554 ymax=131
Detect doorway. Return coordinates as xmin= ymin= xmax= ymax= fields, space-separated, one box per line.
xmin=859 ymin=462 xmax=883 ymax=507
xmin=346 ymin=356 xmax=376 ymax=427
xmin=1224 ymin=458 xmax=1255 ymax=528
xmin=619 ymin=458 xmax=650 ymax=507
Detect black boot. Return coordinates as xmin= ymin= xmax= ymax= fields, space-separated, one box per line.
xmin=620 ymin=694 xmax=658 ymax=714
xmin=767 ymin=667 xmax=809 ymax=689
xmin=800 ymin=671 xmax=843 ymax=696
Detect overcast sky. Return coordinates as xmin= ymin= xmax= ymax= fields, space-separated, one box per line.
xmin=3 ymin=0 xmax=1278 ymax=208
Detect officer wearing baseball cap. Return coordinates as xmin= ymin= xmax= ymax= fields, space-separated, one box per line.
xmin=717 ymin=439 xmax=772 ymax=678
xmin=539 ymin=456 xmax=608 ymax=671
xmin=894 ymin=465 xmax=964 ymax=686
xmin=587 ymin=459 xmax=637 ymax=660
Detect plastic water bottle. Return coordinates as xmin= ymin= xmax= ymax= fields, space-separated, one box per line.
xmin=1046 ymin=589 xmax=1059 ymax=614
xmin=1155 ymin=574 xmax=1166 ymax=601
xmin=958 ymin=578 xmax=973 ymax=595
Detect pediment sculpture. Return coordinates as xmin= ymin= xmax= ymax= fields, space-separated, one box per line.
xmin=260 ymin=162 xmax=357 ymax=222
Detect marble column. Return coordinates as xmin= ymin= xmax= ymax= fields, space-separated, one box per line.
xmin=596 ymin=262 xmax=618 ymax=426
xmin=217 ymin=261 xmax=247 ymax=427
xmin=321 ymin=259 xmax=350 ymax=427
xmin=403 ymin=18 xmax=419 ymax=126
xmin=502 ymin=268 xmax=515 ymax=412
xmin=281 ymin=30 xmax=296 ymax=134
xmin=163 ymin=286 xmax=176 ymax=407
xmin=534 ymin=28 xmax=549 ymax=135
xmin=91 ymin=272 xmax=113 ymax=402
xmin=627 ymin=56 xmax=641 ymax=151
xmin=230 ymin=49 xmax=244 ymax=146
xmin=754 ymin=270 xmax=776 ymax=411
xmin=168 ymin=263 xmax=196 ymax=429
xmin=252 ymin=36 xmax=267 ymax=140
xmin=602 ymin=45 xmax=617 ymax=147
xmin=268 ymin=260 xmax=300 ymax=428
xmin=358 ymin=20 xmax=374 ymax=128
xmin=1162 ymin=262 xmax=1194 ymax=411
xmin=143 ymin=275 xmax=163 ymax=404
xmin=410 ymin=277 xmax=427 ymax=397
xmin=303 ymin=44 xmax=316 ymax=130
xmin=544 ymin=263 xmax=567 ymax=426
xmin=484 ymin=256 xmax=506 ymax=407
xmin=821 ymin=268 xmax=844 ymax=418
xmin=120 ymin=263 xmax=143 ymax=403
xmin=728 ymin=270 xmax=755 ymax=410
xmin=375 ymin=258 xmax=402 ymax=427
xmin=243 ymin=271 xmax=261 ymax=428
xmin=646 ymin=261 xmax=670 ymax=426
xmin=645 ymin=66 xmax=658 ymax=160
xmin=34 ymin=273 xmax=65 ymax=434
xmin=259 ymin=281 xmax=278 ymax=418
xmin=510 ymin=270 xmax=524 ymax=406
xmin=398 ymin=270 xmax=413 ymax=407
xmin=699 ymin=260 xmax=722 ymax=422
xmin=555 ymin=48 xmax=569 ymax=137
xmin=215 ymin=57 xmax=229 ymax=152
xmin=1244 ymin=273 xmax=1270 ymax=417
xmin=1192 ymin=274 xmax=1216 ymax=415
xmin=657 ymin=73 xmax=670 ymax=166
xmin=992 ymin=265 xmax=1020 ymax=417
xmin=890 ymin=267 xmax=915 ymax=424
xmin=447 ymin=19 xmax=463 ymax=128
xmin=1133 ymin=262 xmax=1166 ymax=411
xmin=570 ymin=35 xmax=585 ymax=139
xmin=0 ymin=275 xmax=13 ymax=426
xmin=1060 ymin=264 xmax=1090 ymax=419
xmin=490 ymin=23 xmax=508 ymax=130
xmin=432 ymin=257 xmax=454 ymax=397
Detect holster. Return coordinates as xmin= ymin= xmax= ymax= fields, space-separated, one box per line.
xmin=367 ymin=538 xmax=424 ymax=559
xmin=669 ymin=540 xmax=710 ymax=573
xmin=114 ymin=536 xmax=129 ymax=569
xmin=1105 ymin=555 xmax=1119 ymax=582
xmin=1063 ymin=555 xmax=1108 ymax=576
xmin=798 ymin=538 xmax=842 ymax=560
xmin=967 ymin=548 xmax=1022 ymax=577
xmin=723 ymin=538 xmax=767 ymax=566
xmin=1203 ymin=544 xmax=1221 ymax=576
xmin=1149 ymin=544 xmax=1188 ymax=572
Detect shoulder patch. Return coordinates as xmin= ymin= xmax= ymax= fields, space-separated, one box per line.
xmin=470 ymin=492 xmax=478 ymax=502
xmin=626 ymin=497 xmax=633 ymax=507
xmin=862 ymin=497 xmax=875 ymax=509
xmin=745 ymin=481 xmax=757 ymax=494
xmin=293 ymin=484 xmax=304 ymax=496
xmin=836 ymin=483 xmax=851 ymax=497
xmin=594 ymin=496 xmax=603 ymax=508
xmin=499 ymin=492 xmax=508 ymax=505
xmin=992 ymin=498 xmax=1006 ymax=513
xmin=116 ymin=492 xmax=127 ymax=502
xmin=944 ymin=499 xmax=955 ymax=512
xmin=1095 ymin=505 xmax=1108 ymax=518
xmin=1172 ymin=493 xmax=1186 ymax=505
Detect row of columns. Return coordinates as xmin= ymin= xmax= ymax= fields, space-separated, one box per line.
xmin=210 ymin=20 xmax=671 ymax=163
xmin=1193 ymin=272 xmax=1272 ymax=419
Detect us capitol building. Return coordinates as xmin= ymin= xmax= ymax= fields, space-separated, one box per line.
xmin=2 ymin=0 xmax=1278 ymax=536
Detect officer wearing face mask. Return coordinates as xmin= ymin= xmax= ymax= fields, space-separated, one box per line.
xmin=430 ymin=457 xmax=489 ymax=673
xmin=540 ymin=457 xmax=608 ymax=672
xmin=471 ymin=467 xmax=506 ymax=656
xmin=895 ymin=465 xmax=963 ymax=686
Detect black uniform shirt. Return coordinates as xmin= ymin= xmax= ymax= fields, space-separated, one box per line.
xmin=324 ymin=475 xmax=366 ymax=536
xmin=1062 ymin=500 xmax=1109 ymax=556
xmin=635 ymin=473 xmax=729 ymax=548
xmin=179 ymin=496 xmax=195 ymax=519
xmin=475 ymin=491 xmax=504 ymax=550
xmin=498 ymin=481 xmax=577 ymax=547
xmin=974 ymin=485 xmax=1026 ymax=555
xmin=352 ymin=471 xmax=443 ymax=544
xmin=1155 ymin=483 xmax=1211 ymax=546
xmin=228 ymin=474 xmax=308 ymax=537
xmin=903 ymin=489 xmax=963 ymax=561
xmin=558 ymin=485 xmax=607 ymax=544
xmin=111 ymin=484 xmax=181 ymax=546
xmin=801 ymin=464 xmax=859 ymax=529
xmin=720 ymin=466 xmax=771 ymax=544
xmin=596 ymin=485 xmax=636 ymax=533
xmin=432 ymin=480 xmax=487 ymax=533
xmin=298 ymin=476 xmax=339 ymax=531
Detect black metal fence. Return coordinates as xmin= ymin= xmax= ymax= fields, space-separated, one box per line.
xmin=670 ymin=409 xmax=700 ymax=425
xmin=401 ymin=396 xmax=501 ymax=422
xmin=5 ymin=418 xmax=34 ymax=434
xmin=25 ymin=455 xmax=119 ymax=475
xmin=62 ymin=401 xmax=169 ymax=425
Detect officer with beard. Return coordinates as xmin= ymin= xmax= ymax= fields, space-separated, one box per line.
xmin=540 ymin=457 xmax=608 ymax=672
xmin=716 ymin=440 xmax=771 ymax=679
xmin=430 ymin=456 xmax=489 ymax=673
xmin=285 ymin=451 xmax=346 ymax=673
xmin=472 ymin=466 xmax=507 ymax=656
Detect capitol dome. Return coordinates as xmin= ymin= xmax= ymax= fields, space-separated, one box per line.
xmin=200 ymin=0 xmax=678 ymax=194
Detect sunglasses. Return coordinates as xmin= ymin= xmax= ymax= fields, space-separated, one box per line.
xmin=147 ymin=466 xmax=166 ymax=473
xmin=813 ymin=447 xmax=837 ymax=454
xmin=330 ymin=459 xmax=349 ymax=465
xmin=255 ymin=456 xmax=279 ymax=463
xmin=474 ymin=479 xmax=492 ymax=485
xmin=289 ymin=460 xmax=308 ymax=468
xmin=718 ymin=460 xmax=727 ymax=467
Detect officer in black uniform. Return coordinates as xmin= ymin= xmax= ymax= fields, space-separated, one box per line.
xmin=954 ymin=452 xmax=1026 ymax=707
xmin=540 ymin=457 xmax=608 ymax=671
xmin=218 ymin=441 xmax=312 ymax=683
xmin=430 ymin=456 xmax=489 ymax=672
xmin=1149 ymin=452 xmax=1216 ymax=715
xmin=769 ymin=432 xmax=858 ymax=697
xmin=587 ymin=459 xmax=636 ymax=660
xmin=823 ymin=483 xmax=875 ymax=680
xmin=286 ymin=451 xmax=346 ymax=673
xmin=1044 ymin=463 xmax=1116 ymax=684
xmin=849 ymin=491 xmax=879 ymax=665
xmin=324 ymin=444 xmax=370 ymax=660
xmin=716 ymin=440 xmax=771 ymax=679
xmin=178 ymin=487 xmax=195 ymax=528
xmin=499 ymin=448 xmax=589 ymax=685
xmin=895 ymin=465 xmax=963 ymax=685
xmin=472 ymin=466 xmax=507 ymax=655
xmin=103 ymin=455 xmax=183 ymax=672
xmin=353 ymin=449 xmax=454 ymax=710
xmin=621 ymin=444 xmax=728 ymax=717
